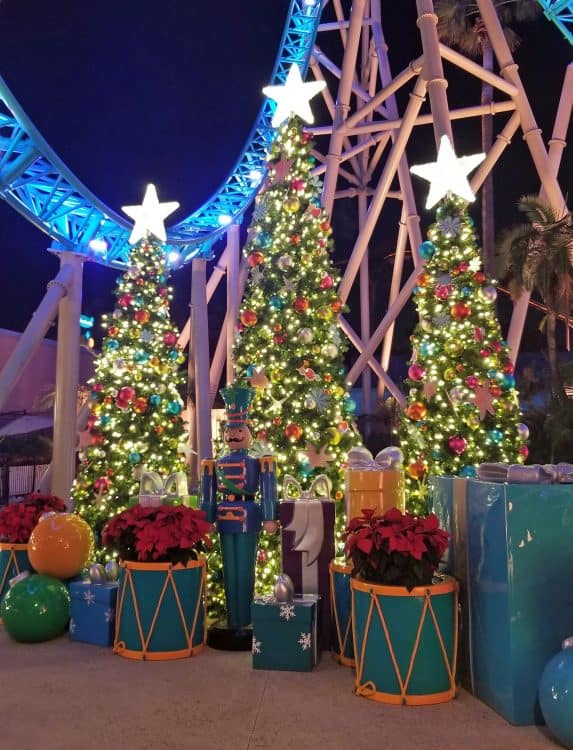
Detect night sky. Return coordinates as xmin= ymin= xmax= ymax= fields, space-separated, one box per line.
xmin=0 ymin=1 xmax=571 ymax=360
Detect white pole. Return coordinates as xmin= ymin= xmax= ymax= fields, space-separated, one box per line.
xmin=191 ymin=258 xmax=213 ymax=462
xmin=226 ymin=225 xmax=241 ymax=385
xmin=51 ymin=252 xmax=84 ymax=501
xmin=0 ymin=264 xmax=74 ymax=413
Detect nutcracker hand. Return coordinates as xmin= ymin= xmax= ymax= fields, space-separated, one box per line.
xmin=262 ymin=520 xmax=279 ymax=534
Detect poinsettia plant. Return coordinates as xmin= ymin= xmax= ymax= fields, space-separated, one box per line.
xmin=102 ymin=504 xmax=213 ymax=565
xmin=345 ymin=507 xmax=450 ymax=591
xmin=0 ymin=493 xmax=68 ymax=544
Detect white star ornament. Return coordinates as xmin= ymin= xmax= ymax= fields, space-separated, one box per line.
xmin=410 ymin=135 xmax=485 ymax=209
xmin=263 ymin=64 xmax=326 ymax=128
xmin=122 ymin=183 xmax=180 ymax=244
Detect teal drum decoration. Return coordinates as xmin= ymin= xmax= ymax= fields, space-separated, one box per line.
xmin=0 ymin=543 xmax=33 ymax=603
xmin=114 ymin=558 xmax=206 ymax=660
xmin=539 ymin=638 xmax=573 ymax=749
xmin=351 ymin=576 xmax=458 ymax=705
xmin=329 ymin=560 xmax=354 ymax=667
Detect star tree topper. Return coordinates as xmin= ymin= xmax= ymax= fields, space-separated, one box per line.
xmin=122 ymin=183 xmax=179 ymax=244
xmin=263 ymin=64 xmax=326 ymax=128
xmin=410 ymin=135 xmax=485 ymax=209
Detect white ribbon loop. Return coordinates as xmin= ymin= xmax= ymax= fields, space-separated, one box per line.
xmin=282 ymin=474 xmax=332 ymax=502
xmin=478 ymin=462 xmax=573 ymax=484
xmin=139 ymin=470 xmax=190 ymax=505
xmin=347 ymin=446 xmax=403 ymax=471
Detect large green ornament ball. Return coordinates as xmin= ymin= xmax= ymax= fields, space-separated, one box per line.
xmin=1 ymin=574 xmax=70 ymax=642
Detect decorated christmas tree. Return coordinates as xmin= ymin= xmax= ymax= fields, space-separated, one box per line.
xmin=227 ymin=66 xmax=360 ymax=603
xmin=72 ymin=186 xmax=187 ymax=547
xmin=400 ymin=137 xmax=526 ymax=511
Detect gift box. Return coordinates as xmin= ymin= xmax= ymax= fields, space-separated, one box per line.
xmin=69 ymin=581 xmax=118 ymax=647
xmin=251 ymin=595 xmax=318 ymax=671
xmin=429 ymin=473 xmax=573 ymax=725
xmin=346 ymin=446 xmax=405 ymax=519
xmin=279 ymin=475 xmax=335 ymax=650
xmin=137 ymin=470 xmax=192 ymax=507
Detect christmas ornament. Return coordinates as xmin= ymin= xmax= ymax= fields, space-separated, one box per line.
xmin=293 ymin=296 xmax=310 ymax=312
xmin=89 ymin=563 xmax=107 ymax=585
xmin=133 ymin=397 xmax=148 ymax=414
xmin=500 ymin=374 xmax=515 ymax=390
xmin=284 ymin=423 xmax=303 ymax=440
xmin=488 ymin=429 xmax=503 ymax=443
xmin=104 ymin=560 xmax=120 ymax=582
xmin=321 ymin=344 xmax=338 ymax=359
xmin=240 ymin=310 xmax=258 ymax=327
xmin=1 ymin=575 xmax=70 ymax=643
xmin=286 ymin=197 xmax=300 ymax=212
xmin=450 ymin=302 xmax=471 ymax=320
xmin=118 ymin=386 xmax=136 ymax=403
xmin=163 ymin=331 xmax=178 ymax=347
xmin=317 ymin=306 xmax=333 ymax=320
xmin=134 ymin=309 xmax=150 ymax=324
xmin=443 ymin=368 xmax=456 ymax=381
xmin=448 ymin=435 xmax=467 ymax=455
xmin=277 ymin=254 xmax=294 ymax=271
xmin=269 ymin=295 xmax=284 ymax=311
xmin=297 ymin=328 xmax=313 ymax=344
xmin=518 ymin=445 xmax=529 ymax=459
xmin=248 ymin=251 xmax=265 ymax=267
xmin=274 ymin=573 xmax=295 ymax=603
xmin=330 ymin=299 xmax=342 ymax=313
xmin=304 ymin=396 xmax=316 ymax=410
xmin=418 ymin=241 xmax=436 ymax=260
xmin=473 ymin=383 xmax=495 ymax=419
xmin=407 ymin=461 xmax=426 ymax=480
xmin=319 ymin=275 xmax=334 ymax=289
xmin=122 ymin=183 xmax=179 ymax=244
xmin=449 ymin=387 xmax=464 ymax=404
xmin=129 ymin=452 xmax=141 ymax=464
xmin=481 ymin=285 xmax=498 ymax=302
xmin=406 ymin=402 xmax=427 ymax=421
xmin=408 ymin=363 xmax=426 ymax=381
xmin=167 ymin=400 xmax=182 ymax=415
xmin=465 ymin=375 xmax=478 ymax=389
xmin=517 ymin=423 xmax=530 ymax=441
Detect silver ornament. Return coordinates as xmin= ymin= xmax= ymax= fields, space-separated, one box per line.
xmin=274 ymin=573 xmax=295 ymax=603
xmin=449 ymin=387 xmax=465 ymax=404
xmin=89 ymin=563 xmax=107 ymax=585
xmin=481 ymin=285 xmax=497 ymax=302
xmin=104 ymin=560 xmax=120 ymax=582
xmin=277 ymin=254 xmax=294 ymax=271
xmin=322 ymin=344 xmax=338 ymax=359
xmin=297 ymin=327 xmax=313 ymax=344
xmin=304 ymin=396 xmax=317 ymax=410
xmin=517 ymin=423 xmax=530 ymax=441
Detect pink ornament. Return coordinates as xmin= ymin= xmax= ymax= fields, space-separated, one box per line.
xmin=465 ymin=375 xmax=478 ymax=389
xmin=479 ymin=348 xmax=491 ymax=358
xmin=474 ymin=327 xmax=485 ymax=342
xmin=408 ymin=363 xmax=426 ymax=381
xmin=291 ymin=178 xmax=305 ymax=191
xmin=491 ymin=341 xmax=503 ymax=353
xmin=319 ymin=275 xmax=334 ymax=290
xmin=118 ymin=386 xmax=136 ymax=403
xmin=163 ymin=331 xmax=178 ymax=347
xmin=448 ymin=435 xmax=468 ymax=455
xmin=157 ymin=287 xmax=168 ymax=297
xmin=458 ymin=262 xmax=469 ymax=273
xmin=118 ymin=294 xmax=132 ymax=308
xmin=435 ymin=284 xmax=453 ymax=300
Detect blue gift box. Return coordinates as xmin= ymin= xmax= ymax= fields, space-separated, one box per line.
xmin=252 ymin=596 xmax=319 ymax=672
xmin=429 ymin=475 xmax=573 ymax=725
xmin=69 ymin=581 xmax=118 ymax=647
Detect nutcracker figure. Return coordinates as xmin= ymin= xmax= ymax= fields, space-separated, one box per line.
xmin=200 ymin=383 xmax=278 ymax=649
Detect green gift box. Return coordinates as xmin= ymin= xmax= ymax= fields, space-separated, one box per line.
xmin=251 ymin=596 xmax=319 ymax=672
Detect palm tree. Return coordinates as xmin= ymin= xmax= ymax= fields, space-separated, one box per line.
xmin=497 ymin=194 xmax=573 ymax=399
xmin=435 ymin=0 xmax=541 ymax=277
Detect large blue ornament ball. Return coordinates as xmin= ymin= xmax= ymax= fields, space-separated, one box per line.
xmin=1 ymin=574 xmax=70 ymax=643
xmin=269 ymin=295 xmax=284 ymax=311
xmin=539 ymin=642 xmax=573 ymax=749
xmin=167 ymin=400 xmax=182 ymax=416
xmin=418 ymin=241 xmax=436 ymax=260
xmin=460 ymin=465 xmax=477 ymax=478
xmin=501 ymin=374 xmax=516 ymax=390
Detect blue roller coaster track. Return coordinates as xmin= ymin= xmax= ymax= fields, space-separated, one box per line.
xmin=0 ymin=0 xmax=321 ymax=268
xmin=537 ymin=0 xmax=573 ymax=46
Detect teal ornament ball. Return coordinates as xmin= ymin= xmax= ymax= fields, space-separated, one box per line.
xmin=168 ymin=349 xmax=179 ymax=360
xmin=1 ymin=575 xmax=70 ymax=643
xmin=149 ymin=394 xmax=161 ymax=407
xmin=431 ymin=449 xmax=441 ymax=460
xmin=129 ymin=452 xmax=141 ymax=464
xmin=106 ymin=340 xmax=119 ymax=351
xmin=167 ymin=400 xmax=182 ymax=416
xmin=489 ymin=429 xmax=503 ymax=443
xmin=418 ymin=241 xmax=436 ymax=260
xmin=100 ymin=415 xmax=110 ymax=425
xmin=539 ymin=640 xmax=573 ymax=750
xmin=460 ymin=465 xmax=477 ymax=478
xmin=258 ymin=232 xmax=272 ymax=248
xmin=269 ymin=295 xmax=284 ymax=311
xmin=134 ymin=295 xmax=144 ymax=308
xmin=344 ymin=397 xmax=357 ymax=414
xmin=501 ymin=374 xmax=515 ymax=390
xmin=486 ymin=369 xmax=499 ymax=379
xmin=461 ymin=286 xmax=472 ymax=298
xmin=245 ymin=365 xmax=255 ymax=378
xmin=134 ymin=350 xmax=149 ymax=362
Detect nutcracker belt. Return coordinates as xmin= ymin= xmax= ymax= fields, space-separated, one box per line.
xmin=217 ymin=498 xmax=260 ymax=534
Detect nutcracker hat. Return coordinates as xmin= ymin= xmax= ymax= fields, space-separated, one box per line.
xmin=220 ymin=383 xmax=255 ymax=428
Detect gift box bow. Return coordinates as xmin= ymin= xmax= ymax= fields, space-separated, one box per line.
xmin=478 ymin=462 xmax=573 ymax=484
xmin=347 ymin=445 xmax=403 ymax=471
xmin=283 ymin=474 xmax=332 ymax=501
xmin=139 ymin=470 xmax=189 ymax=507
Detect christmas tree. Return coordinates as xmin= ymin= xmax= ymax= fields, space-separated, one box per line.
xmin=72 ymin=186 xmax=187 ymax=548
xmin=400 ymin=139 xmax=526 ymax=511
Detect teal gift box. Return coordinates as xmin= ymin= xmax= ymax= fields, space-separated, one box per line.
xmin=252 ymin=596 xmax=319 ymax=672
xmin=0 ymin=543 xmax=33 ymax=603
xmin=69 ymin=581 xmax=118 ymax=647
xmin=429 ymin=475 xmax=573 ymax=725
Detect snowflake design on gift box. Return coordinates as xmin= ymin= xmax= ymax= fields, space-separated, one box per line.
xmin=298 ymin=632 xmax=312 ymax=651
xmin=83 ymin=590 xmax=96 ymax=606
xmin=252 ymin=637 xmax=262 ymax=655
xmin=280 ymin=603 xmax=296 ymax=621
xmin=69 ymin=618 xmax=76 ymax=634
xmin=104 ymin=608 xmax=115 ymax=623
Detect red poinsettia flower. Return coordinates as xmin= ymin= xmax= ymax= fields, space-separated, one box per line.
xmin=0 ymin=493 xmax=67 ymax=544
xmin=344 ymin=506 xmax=450 ymax=591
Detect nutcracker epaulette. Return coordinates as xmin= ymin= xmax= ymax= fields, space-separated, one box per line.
xmin=259 ymin=456 xmax=276 ymax=472
xmin=201 ymin=459 xmax=216 ymax=477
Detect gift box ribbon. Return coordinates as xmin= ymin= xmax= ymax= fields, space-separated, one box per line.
xmin=347 ymin=446 xmax=403 ymax=471
xmin=139 ymin=470 xmax=189 ymax=504
xmin=282 ymin=474 xmax=331 ymax=595
xmin=478 ymin=463 xmax=573 ymax=484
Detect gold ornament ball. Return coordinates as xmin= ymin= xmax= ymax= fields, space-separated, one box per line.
xmin=327 ymin=427 xmax=342 ymax=445
xmin=443 ymin=368 xmax=456 ymax=381
xmin=28 ymin=514 xmax=94 ymax=580
xmin=445 ymin=340 xmax=462 ymax=356
xmin=286 ymin=197 xmax=300 ymax=213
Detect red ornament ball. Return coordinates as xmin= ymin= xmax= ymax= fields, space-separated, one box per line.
xmin=407 ymin=461 xmax=427 ymax=480
xmin=240 ymin=310 xmax=258 ymax=327
xmin=108 ymin=326 xmax=119 ymax=337
xmin=273 ymin=334 xmax=286 ymax=344
xmin=133 ymin=397 xmax=148 ymax=414
xmin=118 ymin=294 xmax=132 ymax=308
xmin=408 ymin=363 xmax=426 ymax=381
xmin=489 ymin=384 xmax=502 ymax=397
xmin=134 ymin=310 xmax=150 ymax=325
xmin=291 ymin=178 xmax=305 ymax=191
xmin=319 ymin=275 xmax=334 ymax=290
xmin=450 ymin=302 xmax=471 ymax=320
xmin=163 ymin=331 xmax=178 ymax=347
xmin=290 ymin=234 xmax=301 ymax=245
xmin=247 ymin=251 xmax=265 ymax=267
xmin=417 ymin=272 xmax=429 ymax=287
xmin=406 ymin=401 xmax=427 ymax=421
xmin=310 ymin=206 xmax=322 ymax=218
xmin=448 ymin=435 xmax=468 ymax=455
xmin=284 ymin=423 xmax=303 ymax=440
xmin=257 ymin=549 xmax=267 ymax=565
xmin=480 ymin=348 xmax=491 ymax=358
xmin=320 ymin=221 xmax=331 ymax=233
xmin=503 ymin=361 xmax=515 ymax=374
xmin=457 ymin=262 xmax=469 ymax=273
xmin=93 ymin=383 xmax=104 ymax=392
xmin=118 ymin=386 xmax=136 ymax=403
xmin=491 ymin=341 xmax=503 ymax=353
xmin=293 ymin=297 xmax=310 ymax=313
xmin=474 ymin=272 xmax=486 ymax=284
xmin=331 ymin=299 xmax=342 ymax=313
xmin=518 ymin=445 xmax=529 ymax=459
